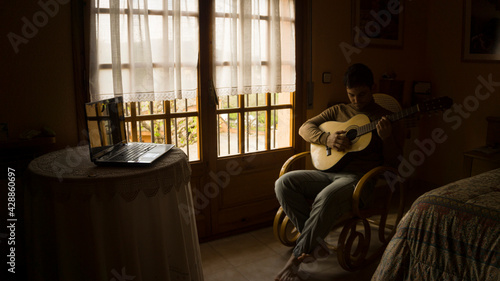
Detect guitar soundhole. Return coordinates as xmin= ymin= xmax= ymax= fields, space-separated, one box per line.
xmin=346 ymin=129 xmax=358 ymax=141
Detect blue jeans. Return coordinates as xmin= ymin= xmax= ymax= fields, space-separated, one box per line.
xmin=275 ymin=170 xmax=364 ymax=257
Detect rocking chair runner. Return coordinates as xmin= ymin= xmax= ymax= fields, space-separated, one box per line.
xmin=273 ymin=94 xmax=406 ymax=271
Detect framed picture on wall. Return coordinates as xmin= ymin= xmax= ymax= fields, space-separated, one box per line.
xmin=462 ymin=0 xmax=500 ymax=62
xmin=352 ymin=0 xmax=405 ymax=48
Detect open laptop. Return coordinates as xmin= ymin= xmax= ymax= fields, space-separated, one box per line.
xmin=84 ymin=96 xmax=174 ymax=165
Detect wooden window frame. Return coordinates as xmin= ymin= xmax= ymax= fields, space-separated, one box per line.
xmin=216 ymin=93 xmax=294 ymax=157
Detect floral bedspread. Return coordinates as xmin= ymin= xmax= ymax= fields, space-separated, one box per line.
xmin=372 ymin=168 xmax=500 ymax=281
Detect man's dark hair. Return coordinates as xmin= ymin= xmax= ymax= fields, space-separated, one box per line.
xmin=343 ymin=63 xmax=374 ymax=89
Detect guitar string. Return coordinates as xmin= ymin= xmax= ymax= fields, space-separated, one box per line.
xmin=356 ymin=105 xmax=419 ymax=136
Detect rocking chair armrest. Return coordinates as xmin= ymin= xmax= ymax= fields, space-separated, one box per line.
xmin=352 ymin=166 xmax=400 ymax=218
xmin=279 ymin=151 xmax=311 ymax=178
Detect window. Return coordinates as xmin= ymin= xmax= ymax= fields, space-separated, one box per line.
xmin=216 ymin=92 xmax=293 ymax=157
xmin=90 ymin=0 xmax=295 ymax=162
xmin=213 ymin=0 xmax=296 ymax=157
xmin=90 ymin=0 xmax=200 ymax=160
xmin=124 ymin=99 xmax=200 ymax=160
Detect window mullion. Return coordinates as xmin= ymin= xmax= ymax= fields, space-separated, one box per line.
xmin=173 ymin=115 xmax=178 ymax=147
xmin=239 ymin=95 xmax=245 ymax=154
xmin=266 ymin=93 xmax=271 ymax=150
xmin=150 ymin=101 xmax=154 ymax=143
xmin=129 ymin=103 xmax=138 ymax=142
xmin=226 ymin=113 xmax=230 ymax=155
xmin=217 ymin=113 xmax=221 ymax=156
xmin=185 ymin=117 xmax=190 ymax=159
xmin=149 ymin=120 xmax=154 ymax=143
xmin=165 ymin=101 xmax=172 ymax=144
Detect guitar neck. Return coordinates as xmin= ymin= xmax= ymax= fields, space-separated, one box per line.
xmin=357 ymin=104 xmax=419 ymax=136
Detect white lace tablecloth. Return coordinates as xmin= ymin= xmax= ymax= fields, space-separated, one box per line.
xmin=25 ymin=146 xmax=204 ymax=281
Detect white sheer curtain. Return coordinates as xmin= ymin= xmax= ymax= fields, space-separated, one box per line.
xmin=214 ymin=0 xmax=295 ymax=96
xmin=89 ymin=0 xmax=199 ymax=102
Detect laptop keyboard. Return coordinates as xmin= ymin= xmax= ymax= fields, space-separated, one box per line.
xmin=110 ymin=143 xmax=157 ymax=161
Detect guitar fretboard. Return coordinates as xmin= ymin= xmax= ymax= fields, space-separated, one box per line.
xmin=356 ymin=105 xmax=420 ymax=136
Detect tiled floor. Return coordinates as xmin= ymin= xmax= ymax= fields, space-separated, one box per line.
xmin=199 ymin=181 xmax=435 ymax=281
xmin=200 ymin=225 xmax=380 ymax=281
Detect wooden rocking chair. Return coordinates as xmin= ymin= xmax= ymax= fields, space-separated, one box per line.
xmin=273 ymin=94 xmax=406 ymax=271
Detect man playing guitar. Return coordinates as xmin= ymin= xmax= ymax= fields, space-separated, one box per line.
xmin=275 ymin=63 xmax=401 ymax=281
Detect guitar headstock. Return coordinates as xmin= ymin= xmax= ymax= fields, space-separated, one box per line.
xmin=418 ymin=96 xmax=453 ymax=113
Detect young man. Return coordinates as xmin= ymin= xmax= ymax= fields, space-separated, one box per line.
xmin=274 ymin=63 xmax=401 ymax=281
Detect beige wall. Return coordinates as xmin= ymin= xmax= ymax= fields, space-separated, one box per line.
xmin=420 ymin=0 xmax=500 ymax=185
xmin=309 ymin=0 xmax=429 ymax=110
xmin=1 ymin=0 xmax=79 ymax=149
xmin=309 ymin=0 xmax=500 ymax=186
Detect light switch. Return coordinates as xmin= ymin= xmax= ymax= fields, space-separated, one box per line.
xmin=322 ymin=72 xmax=332 ymax=84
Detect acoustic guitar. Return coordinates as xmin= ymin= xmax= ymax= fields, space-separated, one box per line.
xmin=310 ymin=96 xmax=453 ymax=171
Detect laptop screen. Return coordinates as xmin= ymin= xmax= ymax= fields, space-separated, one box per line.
xmin=85 ymin=97 xmax=127 ymax=160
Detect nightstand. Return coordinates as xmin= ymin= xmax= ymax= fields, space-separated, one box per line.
xmin=463 ymin=116 xmax=500 ymax=177
xmin=463 ymin=149 xmax=500 ymax=177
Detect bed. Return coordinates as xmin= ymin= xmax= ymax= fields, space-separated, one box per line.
xmin=372 ymin=168 xmax=500 ymax=281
